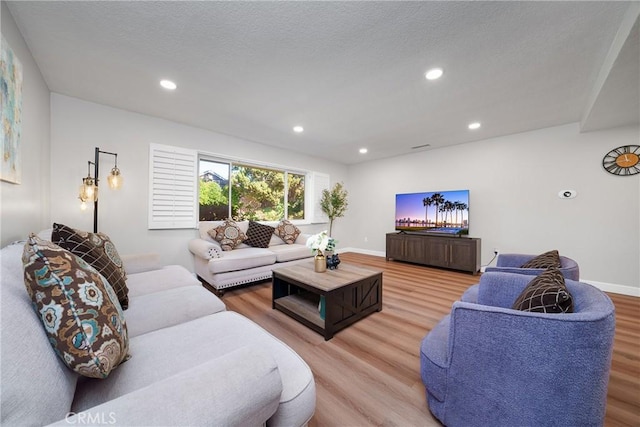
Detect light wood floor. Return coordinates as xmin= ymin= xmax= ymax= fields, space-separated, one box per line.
xmin=223 ymin=252 xmax=640 ymax=427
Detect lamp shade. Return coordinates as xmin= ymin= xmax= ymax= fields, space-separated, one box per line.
xmin=79 ymin=177 xmax=98 ymax=202
xmin=107 ymin=167 xmax=122 ymax=189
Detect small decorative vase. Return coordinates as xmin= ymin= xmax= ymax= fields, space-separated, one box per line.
xmin=314 ymin=253 xmax=327 ymax=273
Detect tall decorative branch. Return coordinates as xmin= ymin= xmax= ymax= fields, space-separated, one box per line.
xmin=320 ymin=182 xmax=348 ymax=237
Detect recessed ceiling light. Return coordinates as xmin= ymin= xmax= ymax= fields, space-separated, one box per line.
xmin=359 ymin=148 xmax=368 ymax=154
xmin=160 ymin=79 xmax=177 ymax=90
xmin=293 ymin=126 xmax=304 ymax=133
xmin=468 ymin=122 xmax=481 ymax=130
xmin=425 ymin=68 xmax=443 ymax=80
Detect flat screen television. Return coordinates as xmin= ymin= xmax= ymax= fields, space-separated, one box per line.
xmin=395 ymin=190 xmax=469 ymax=235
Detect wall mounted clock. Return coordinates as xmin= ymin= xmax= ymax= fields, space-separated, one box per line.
xmin=602 ymin=145 xmax=640 ymax=176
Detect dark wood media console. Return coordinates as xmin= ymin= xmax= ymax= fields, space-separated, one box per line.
xmin=386 ymin=232 xmax=481 ymax=274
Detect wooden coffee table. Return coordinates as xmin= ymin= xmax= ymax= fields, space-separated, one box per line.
xmin=272 ymin=261 xmax=383 ymax=340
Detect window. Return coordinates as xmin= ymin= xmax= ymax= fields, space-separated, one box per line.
xmin=149 ymin=144 xmax=326 ymax=228
xmin=286 ymin=171 xmax=305 ymax=220
xmin=198 ymin=158 xmax=306 ymax=222
xmin=198 ymin=159 xmax=230 ymax=221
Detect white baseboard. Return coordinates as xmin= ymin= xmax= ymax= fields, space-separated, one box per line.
xmin=583 ymin=279 xmax=640 ymax=297
xmin=342 ymin=248 xmax=639 ymax=297
xmin=341 ymin=247 xmax=385 ymax=258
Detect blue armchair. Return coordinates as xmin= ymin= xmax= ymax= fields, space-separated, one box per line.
xmin=486 ymin=252 xmax=580 ymax=280
xmin=420 ymin=272 xmax=615 ymax=427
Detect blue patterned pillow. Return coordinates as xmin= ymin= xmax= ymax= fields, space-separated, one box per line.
xmin=22 ymin=234 xmax=129 ymax=378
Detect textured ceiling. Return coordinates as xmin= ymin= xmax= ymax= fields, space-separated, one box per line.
xmin=7 ymin=1 xmax=639 ymax=164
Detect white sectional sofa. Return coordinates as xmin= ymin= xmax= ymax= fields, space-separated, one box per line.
xmin=189 ymin=220 xmax=314 ymax=294
xmin=1 ymin=237 xmax=316 ymax=426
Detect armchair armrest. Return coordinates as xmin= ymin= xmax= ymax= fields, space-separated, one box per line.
xmin=50 ymin=346 xmax=282 ymax=427
xmin=495 ymin=253 xmax=534 ymax=267
xmin=121 ymin=253 xmax=162 ymax=275
xmin=485 ymin=265 xmax=550 ymax=276
xmin=189 ymin=238 xmax=223 ymax=260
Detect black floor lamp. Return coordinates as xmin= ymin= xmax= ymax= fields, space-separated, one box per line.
xmin=78 ymin=147 xmax=123 ymax=233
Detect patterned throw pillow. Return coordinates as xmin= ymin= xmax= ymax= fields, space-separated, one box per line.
xmin=275 ymin=219 xmax=301 ymax=244
xmin=22 ymin=234 xmax=129 ymax=378
xmin=520 ymin=250 xmax=562 ymax=269
xmin=245 ymin=221 xmax=275 ymax=248
xmin=208 ymin=219 xmax=247 ymax=251
xmin=51 ymin=223 xmax=129 ymax=310
xmin=512 ymin=268 xmax=573 ymax=313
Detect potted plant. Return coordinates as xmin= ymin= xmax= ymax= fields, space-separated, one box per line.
xmin=320 ymin=182 xmax=348 ymax=237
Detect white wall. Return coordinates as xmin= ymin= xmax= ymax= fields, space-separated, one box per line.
xmin=345 ymin=123 xmax=640 ymax=294
xmin=0 ymin=2 xmax=51 ymax=247
xmin=50 ymin=94 xmax=348 ymax=269
xmin=47 ymin=95 xmax=640 ymax=294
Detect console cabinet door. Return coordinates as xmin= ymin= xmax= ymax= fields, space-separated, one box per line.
xmin=447 ymin=239 xmax=478 ymax=272
xmin=426 ymin=238 xmax=448 ymax=268
xmin=405 ymin=235 xmax=429 ymax=263
xmin=386 ymin=234 xmax=405 ymax=260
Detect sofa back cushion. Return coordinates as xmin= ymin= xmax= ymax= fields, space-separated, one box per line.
xmin=22 ymin=235 xmax=130 ymax=378
xmin=1 ymin=242 xmax=78 ymax=426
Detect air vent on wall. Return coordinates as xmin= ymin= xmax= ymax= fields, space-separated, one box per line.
xmin=411 ymin=144 xmax=431 ymax=149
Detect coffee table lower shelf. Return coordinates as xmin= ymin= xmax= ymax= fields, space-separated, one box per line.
xmin=273 ymin=293 xmax=325 ymax=331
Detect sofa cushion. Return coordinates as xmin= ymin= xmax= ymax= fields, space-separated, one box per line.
xmin=22 ymin=234 xmax=130 ymax=378
xmin=208 ymin=219 xmax=247 ymax=251
xmin=126 ymin=286 xmax=226 ymax=338
xmin=52 ymin=223 xmax=129 ymax=309
xmin=520 ymin=250 xmax=561 ymax=269
xmin=72 ymin=311 xmax=315 ymax=427
xmin=512 ymin=268 xmax=573 ymax=313
xmin=275 ymin=220 xmax=301 ymax=244
xmin=1 ymin=243 xmax=78 ymax=426
xmin=207 ymin=247 xmax=277 ymax=274
xmin=245 ymin=221 xmax=275 ymax=248
xmin=268 ymin=243 xmax=313 ymax=263
xmin=126 ymin=265 xmax=201 ymax=298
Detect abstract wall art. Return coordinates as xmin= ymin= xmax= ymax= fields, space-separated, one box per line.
xmin=1 ymin=35 xmax=23 ymax=184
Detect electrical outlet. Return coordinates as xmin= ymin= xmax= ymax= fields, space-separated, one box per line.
xmin=493 ymin=248 xmax=499 ymax=255
xmin=364 ymin=236 xmax=368 ymax=242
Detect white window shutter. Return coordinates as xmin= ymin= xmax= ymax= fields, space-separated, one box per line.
xmin=148 ymin=144 xmax=198 ymax=229
xmin=310 ymin=172 xmax=330 ymax=224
